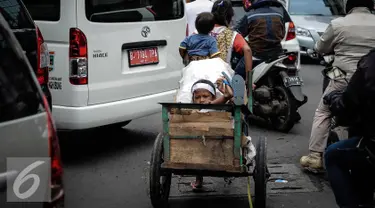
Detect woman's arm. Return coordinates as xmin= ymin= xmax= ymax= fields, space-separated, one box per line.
xmin=242 ymin=44 xmax=252 ymax=83
xmin=233 ymin=34 xmax=253 ymax=85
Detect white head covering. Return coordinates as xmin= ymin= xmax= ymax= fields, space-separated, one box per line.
xmin=191 ymin=81 xmax=216 ymax=96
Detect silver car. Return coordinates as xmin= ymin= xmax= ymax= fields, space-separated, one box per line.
xmin=0 ymin=8 xmax=64 ymax=208
xmin=281 ymin=0 xmax=345 ymax=59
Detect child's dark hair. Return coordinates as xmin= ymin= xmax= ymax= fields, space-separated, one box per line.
xmin=195 ymin=12 xmax=215 ymax=34
xmin=211 ymin=0 xmax=234 ymax=27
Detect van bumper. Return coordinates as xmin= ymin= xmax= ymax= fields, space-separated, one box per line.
xmin=52 ymin=90 xmax=176 ymax=130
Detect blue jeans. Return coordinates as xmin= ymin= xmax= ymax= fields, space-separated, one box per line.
xmin=325 ymin=138 xmax=375 ymax=208
xmin=234 ymin=56 xmax=263 ymax=81
xmin=234 ymin=56 xmax=246 ymax=81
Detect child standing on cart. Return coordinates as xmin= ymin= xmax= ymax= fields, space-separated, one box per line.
xmin=179 ymin=12 xmax=221 ymax=65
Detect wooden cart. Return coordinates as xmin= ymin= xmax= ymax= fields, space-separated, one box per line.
xmin=149 ymin=101 xmax=269 ymax=208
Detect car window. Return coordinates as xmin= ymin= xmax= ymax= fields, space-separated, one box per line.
xmin=0 ymin=28 xmax=44 ymax=123
xmin=288 ymin=0 xmax=345 ymax=16
xmin=22 ymin=0 xmax=60 ymax=21
xmin=0 ymin=0 xmax=35 ymax=29
xmin=85 ymin=0 xmax=184 ymax=22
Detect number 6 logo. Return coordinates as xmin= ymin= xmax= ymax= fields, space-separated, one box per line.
xmin=13 ymin=161 xmax=45 ymax=199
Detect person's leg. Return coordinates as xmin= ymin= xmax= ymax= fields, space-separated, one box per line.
xmin=234 ymin=56 xmax=246 ymax=81
xmin=351 ymin=150 xmax=375 ymax=206
xmin=324 ymin=137 xmax=362 ymax=207
xmin=191 ymin=175 xmax=203 ymax=190
xmin=300 ymin=79 xmax=347 ymax=172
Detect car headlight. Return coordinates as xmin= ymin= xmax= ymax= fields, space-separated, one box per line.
xmin=296 ymin=27 xmax=311 ymax=37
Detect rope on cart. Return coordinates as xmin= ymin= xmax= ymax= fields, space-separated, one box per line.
xmin=247 ymin=176 xmax=253 ymax=208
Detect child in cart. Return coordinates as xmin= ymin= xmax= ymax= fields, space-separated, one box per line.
xmin=190 ymin=75 xmax=255 ymax=191
xmin=179 ymin=12 xmax=221 ymax=65
xmin=190 ymin=77 xmax=233 ymax=190
xmin=191 ymin=78 xmax=233 ymax=105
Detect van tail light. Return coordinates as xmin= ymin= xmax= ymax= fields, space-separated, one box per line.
xmin=42 ymin=96 xmax=64 ymax=208
xmin=36 ymin=27 xmax=49 ymax=85
xmin=69 ymin=28 xmax=88 ymax=85
xmin=286 ymin=22 xmax=296 ymax=41
xmin=186 ymin=24 xmax=189 ymax=37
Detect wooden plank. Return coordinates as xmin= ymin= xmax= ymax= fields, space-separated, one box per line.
xmin=169 ymin=139 xmax=239 ymax=167
xmin=169 ymin=121 xmax=234 ymax=137
xmin=170 ymin=111 xmax=232 ymax=123
xmin=162 ymin=107 xmax=170 ymax=161
xmin=161 ymin=162 xmax=241 ymax=173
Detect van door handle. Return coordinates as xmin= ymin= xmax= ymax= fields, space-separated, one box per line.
xmin=122 ymin=40 xmax=167 ymax=50
xmin=0 ymin=170 xmax=18 ymax=192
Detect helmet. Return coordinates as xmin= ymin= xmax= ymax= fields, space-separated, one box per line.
xmin=243 ymin=0 xmax=283 ymax=11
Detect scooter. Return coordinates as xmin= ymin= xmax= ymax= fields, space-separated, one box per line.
xmin=249 ymin=50 xmax=308 ymax=132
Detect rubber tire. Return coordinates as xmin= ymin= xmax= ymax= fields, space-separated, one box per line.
xmin=270 ymin=86 xmax=297 ymax=133
xmin=149 ymin=133 xmax=171 ymax=208
xmin=254 ymin=136 xmax=267 ymax=208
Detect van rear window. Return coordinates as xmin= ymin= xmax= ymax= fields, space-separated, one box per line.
xmin=22 ymin=0 xmax=60 ymax=21
xmin=0 ymin=0 xmax=35 ymax=29
xmin=0 ymin=30 xmax=44 ymax=122
xmin=85 ymin=0 xmax=184 ymax=23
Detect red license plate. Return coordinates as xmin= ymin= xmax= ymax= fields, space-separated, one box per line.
xmin=128 ymin=47 xmax=159 ymax=67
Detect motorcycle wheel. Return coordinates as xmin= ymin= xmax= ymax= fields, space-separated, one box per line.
xmin=270 ymin=86 xmax=297 ymax=133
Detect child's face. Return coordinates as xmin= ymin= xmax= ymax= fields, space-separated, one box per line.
xmin=193 ymin=89 xmax=214 ymax=104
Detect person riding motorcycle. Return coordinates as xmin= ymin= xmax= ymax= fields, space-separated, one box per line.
xmin=233 ymin=0 xmax=302 ymax=122
xmin=300 ymin=0 xmax=375 ymax=173
xmin=323 ymin=48 xmax=375 ymax=208
xmin=234 ymin=0 xmax=288 ymax=61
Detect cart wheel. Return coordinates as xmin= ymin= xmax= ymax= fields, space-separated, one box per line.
xmin=149 ymin=133 xmax=172 ymax=208
xmin=253 ymin=136 xmax=267 ymax=208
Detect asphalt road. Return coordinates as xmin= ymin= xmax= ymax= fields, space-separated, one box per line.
xmin=58 ymin=60 xmax=338 ymax=208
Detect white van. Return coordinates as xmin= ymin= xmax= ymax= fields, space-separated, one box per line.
xmin=23 ymin=0 xmax=187 ymax=130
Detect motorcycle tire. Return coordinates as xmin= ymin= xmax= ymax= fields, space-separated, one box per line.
xmin=270 ymin=86 xmax=297 ymax=133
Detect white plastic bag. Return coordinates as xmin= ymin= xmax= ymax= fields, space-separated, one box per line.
xmin=176 ymin=58 xmax=235 ymax=103
xmin=244 ymin=136 xmax=256 ymax=166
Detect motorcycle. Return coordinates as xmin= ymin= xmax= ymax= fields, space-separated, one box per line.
xmin=247 ymin=50 xmax=308 ymax=132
